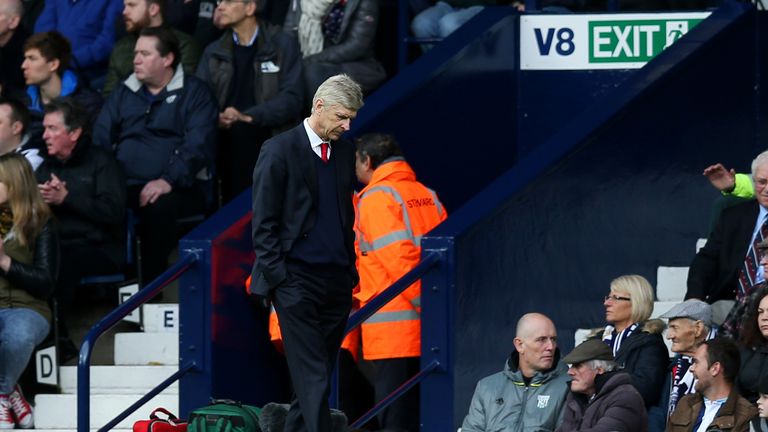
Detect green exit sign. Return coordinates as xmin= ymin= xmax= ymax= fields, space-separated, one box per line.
xmin=589 ymin=19 xmax=705 ymax=63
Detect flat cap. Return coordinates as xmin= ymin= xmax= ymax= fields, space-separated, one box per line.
xmin=561 ymin=339 xmax=614 ymax=364
xmin=659 ymin=299 xmax=712 ymax=326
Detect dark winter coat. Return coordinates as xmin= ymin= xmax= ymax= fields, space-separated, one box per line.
xmin=556 ymin=371 xmax=648 ymax=432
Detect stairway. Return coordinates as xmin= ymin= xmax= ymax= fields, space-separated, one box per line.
xmin=28 ymin=302 xmax=180 ymax=431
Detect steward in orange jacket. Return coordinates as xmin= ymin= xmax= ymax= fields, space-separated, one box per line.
xmin=353 ymin=133 xmax=446 ymax=431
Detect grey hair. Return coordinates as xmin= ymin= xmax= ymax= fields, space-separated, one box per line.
xmin=753 ymin=150 xmax=768 ymax=178
xmin=586 ymin=359 xmax=617 ymax=372
xmin=311 ymin=74 xmax=363 ymax=113
xmin=0 ymin=0 xmax=23 ymax=18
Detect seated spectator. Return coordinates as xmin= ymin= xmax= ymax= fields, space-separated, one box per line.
xmin=35 ymin=97 xmax=125 ymax=358
xmin=0 ymin=98 xmax=42 ymax=170
xmin=196 ymin=0 xmax=302 ymax=202
xmin=753 ymin=376 xmax=768 ymax=432
xmin=737 ymin=282 xmax=768 ymax=403
xmin=0 ymin=152 xmax=57 ymax=429
xmin=667 ymin=338 xmax=756 ymax=432
xmin=94 ymin=26 xmax=217 ymax=285
xmin=555 ymin=339 xmax=647 ymax=432
xmin=285 ymin=0 xmax=385 ymax=96
xmin=658 ymin=300 xmax=718 ymax=419
xmin=600 ymin=274 xmax=669 ymax=408
xmin=286 ymin=0 xmax=386 ymax=95
xmin=33 ymin=0 xmax=122 ymax=88
xmin=103 ymin=0 xmax=202 ymax=96
xmin=0 ymin=0 xmax=29 ymax=100
xmin=461 ymin=313 xmax=570 ymax=432
xmin=21 ymin=31 xmax=102 ymax=140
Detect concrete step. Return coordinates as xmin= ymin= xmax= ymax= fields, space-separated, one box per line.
xmin=651 ymin=301 xmax=678 ymax=319
xmin=114 ymin=333 xmax=178 ymax=366
xmin=141 ymin=304 xmax=179 ymax=333
xmin=34 ymin=394 xmax=178 ymax=429
xmin=656 ymin=266 xmax=688 ymax=301
xmin=59 ymin=365 xmax=179 ymax=394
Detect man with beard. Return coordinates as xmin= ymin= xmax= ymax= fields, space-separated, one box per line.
xmin=103 ymin=0 xmax=201 ymax=95
xmin=667 ymin=338 xmax=756 ymax=432
xmin=462 ymin=313 xmax=570 ymax=432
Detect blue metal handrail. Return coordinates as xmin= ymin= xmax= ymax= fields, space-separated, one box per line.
xmin=77 ymin=252 xmax=201 ymax=432
xmin=331 ymin=251 xmax=443 ymax=424
xmin=344 ymin=251 xmax=441 ymax=333
xmin=351 ymin=360 xmax=440 ymax=428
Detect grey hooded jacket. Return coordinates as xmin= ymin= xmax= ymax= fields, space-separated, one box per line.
xmin=462 ymin=350 xmax=570 ymax=432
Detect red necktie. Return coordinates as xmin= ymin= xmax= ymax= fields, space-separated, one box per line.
xmin=320 ymin=142 xmax=329 ymax=163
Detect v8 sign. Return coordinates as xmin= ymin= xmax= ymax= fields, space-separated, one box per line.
xmin=520 ymin=12 xmax=710 ymax=70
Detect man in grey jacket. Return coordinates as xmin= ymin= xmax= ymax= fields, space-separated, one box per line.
xmin=462 ymin=313 xmax=570 ymax=432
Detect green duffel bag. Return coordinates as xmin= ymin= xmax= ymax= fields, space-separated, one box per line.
xmin=187 ymin=399 xmax=262 ymax=432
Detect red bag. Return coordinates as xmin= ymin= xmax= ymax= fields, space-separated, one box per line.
xmin=133 ymin=408 xmax=188 ymax=432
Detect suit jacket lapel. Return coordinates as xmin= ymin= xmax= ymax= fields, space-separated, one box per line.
xmin=295 ymin=125 xmax=319 ymax=203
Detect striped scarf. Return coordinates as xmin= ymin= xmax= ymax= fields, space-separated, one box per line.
xmin=602 ymin=322 xmax=639 ymax=356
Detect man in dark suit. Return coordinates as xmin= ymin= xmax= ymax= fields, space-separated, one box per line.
xmin=687 ymin=150 xmax=768 ymax=336
xmin=250 ymin=74 xmax=363 ymax=432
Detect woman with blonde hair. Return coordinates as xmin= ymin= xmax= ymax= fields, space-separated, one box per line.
xmin=0 ymin=153 xmax=58 ymax=429
xmin=601 ymin=274 xmax=669 ymax=409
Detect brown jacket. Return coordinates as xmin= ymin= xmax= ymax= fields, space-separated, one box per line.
xmin=667 ymin=387 xmax=757 ymax=432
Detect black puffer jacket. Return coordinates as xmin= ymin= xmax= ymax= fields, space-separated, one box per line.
xmin=36 ymin=137 xmax=126 ymax=267
xmin=593 ymin=320 xmax=669 ymax=408
xmin=738 ymin=344 xmax=768 ymax=403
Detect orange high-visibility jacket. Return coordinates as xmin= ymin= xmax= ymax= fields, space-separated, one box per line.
xmin=354 ymin=159 xmax=447 ymax=360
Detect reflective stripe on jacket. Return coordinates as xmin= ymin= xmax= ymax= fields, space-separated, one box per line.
xmin=354 ymin=158 xmax=446 ymax=360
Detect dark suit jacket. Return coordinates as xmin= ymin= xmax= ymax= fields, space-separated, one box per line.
xmin=250 ymin=123 xmax=357 ymax=297
xmin=687 ymin=200 xmax=761 ymax=302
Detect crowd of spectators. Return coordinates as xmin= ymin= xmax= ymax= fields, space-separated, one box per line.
xmin=460 ymin=148 xmax=768 ymax=432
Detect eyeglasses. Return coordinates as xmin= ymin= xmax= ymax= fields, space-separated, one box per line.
xmin=216 ymin=0 xmax=252 ymax=5
xmin=604 ymin=294 xmax=631 ymax=303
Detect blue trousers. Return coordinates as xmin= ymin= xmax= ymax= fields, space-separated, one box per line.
xmin=0 ymin=308 xmax=49 ymax=394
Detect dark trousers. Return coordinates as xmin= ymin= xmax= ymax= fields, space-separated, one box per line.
xmin=273 ymin=264 xmax=353 ymax=432
xmin=127 ymin=184 xmax=206 ymax=284
xmin=373 ymin=357 xmax=420 ymax=432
